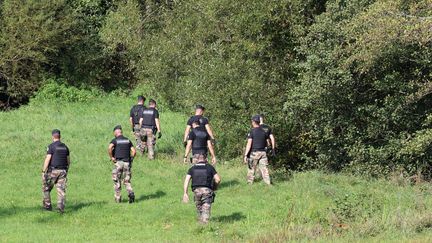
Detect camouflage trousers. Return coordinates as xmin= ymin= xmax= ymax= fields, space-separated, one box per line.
xmin=191 ymin=153 xmax=207 ymax=164
xmin=193 ymin=187 xmax=214 ymax=224
xmin=112 ymin=160 xmax=134 ymax=202
xmin=142 ymin=128 xmax=155 ymax=159
xmin=42 ymin=169 xmax=67 ymax=212
xmin=247 ymin=151 xmax=271 ymax=185
xmin=133 ymin=124 xmax=145 ymax=153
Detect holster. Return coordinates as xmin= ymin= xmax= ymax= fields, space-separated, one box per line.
xmin=247 ymin=157 xmax=253 ymax=170
xmin=211 ymin=191 xmax=216 ymax=203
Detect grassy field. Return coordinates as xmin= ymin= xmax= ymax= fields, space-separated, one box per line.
xmin=1 ymin=97 xmax=432 ymax=242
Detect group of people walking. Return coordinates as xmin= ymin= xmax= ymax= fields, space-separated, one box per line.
xmin=41 ymin=95 xmax=276 ymax=224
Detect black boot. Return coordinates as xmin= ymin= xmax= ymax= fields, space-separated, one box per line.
xmin=128 ymin=192 xmax=135 ymax=203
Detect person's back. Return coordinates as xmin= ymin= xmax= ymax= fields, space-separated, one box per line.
xmin=129 ymin=95 xmax=146 ymax=153
xmin=244 ymin=115 xmax=271 ymax=185
xmin=183 ymin=159 xmax=221 ymax=224
xmin=191 ymin=126 xmax=210 ymax=155
xmin=139 ymin=99 xmax=161 ymax=159
xmin=42 ymin=129 xmax=70 ymax=213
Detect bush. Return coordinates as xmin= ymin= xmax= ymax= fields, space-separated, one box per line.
xmin=33 ymin=79 xmax=103 ymax=103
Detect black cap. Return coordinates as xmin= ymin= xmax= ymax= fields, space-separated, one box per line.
xmin=195 ymin=104 xmax=205 ymax=110
xmin=137 ymin=95 xmax=145 ymax=101
xmin=51 ymin=129 xmax=61 ymax=135
xmin=113 ymin=125 xmax=122 ymax=131
xmin=251 ymin=115 xmax=261 ymax=123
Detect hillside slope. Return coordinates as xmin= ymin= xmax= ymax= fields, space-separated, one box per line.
xmin=1 ymin=97 xmax=432 ymax=242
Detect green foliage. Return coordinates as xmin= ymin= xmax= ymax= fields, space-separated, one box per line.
xmin=285 ymin=0 xmax=432 ymax=176
xmin=0 ymin=0 xmax=76 ymax=107
xmin=33 ymin=79 xmax=103 ymax=103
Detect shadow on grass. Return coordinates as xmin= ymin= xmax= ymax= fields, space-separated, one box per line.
xmin=68 ymin=201 xmax=107 ymax=212
xmin=0 ymin=201 xmax=107 ymax=219
xmin=217 ymin=179 xmax=240 ymax=190
xmin=213 ymin=212 xmax=246 ymax=223
xmin=137 ymin=190 xmax=166 ymax=202
xmin=156 ymin=144 xmax=178 ymax=156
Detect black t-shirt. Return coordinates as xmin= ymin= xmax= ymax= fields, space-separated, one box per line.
xmin=188 ymin=127 xmax=210 ymax=155
xmin=47 ymin=141 xmax=69 ymax=169
xmin=187 ymin=115 xmax=209 ymax=128
xmin=187 ymin=162 xmax=217 ymax=190
xmin=130 ymin=104 xmax=146 ymax=125
xmin=141 ymin=107 xmax=159 ymax=128
xmin=110 ymin=135 xmax=133 ymax=161
xmin=247 ymin=127 xmax=269 ymax=151
xmin=260 ymin=124 xmax=272 ymax=137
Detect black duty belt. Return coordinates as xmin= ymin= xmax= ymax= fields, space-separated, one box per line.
xmin=142 ymin=125 xmax=155 ymax=129
xmin=251 ymin=149 xmax=266 ymax=152
xmin=50 ymin=167 xmax=67 ymax=170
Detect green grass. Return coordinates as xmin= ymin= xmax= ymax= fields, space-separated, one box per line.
xmin=1 ymin=97 xmax=432 ymax=242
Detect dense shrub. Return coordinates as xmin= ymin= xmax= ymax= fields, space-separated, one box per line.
xmin=33 ymin=79 xmax=103 ymax=103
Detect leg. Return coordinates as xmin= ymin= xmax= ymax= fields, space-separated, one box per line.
xmin=247 ymin=152 xmax=259 ymax=184
xmin=146 ymin=129 xmax=155 ymax=159
xmin=55 ymin=170 xmax=68 ymax=213
xmin=258 ymin=152 xmax=271 ymax=185
xmin=193 ymin=189 xmax=204 ymax=221
xmin=112 ymin=162 xmax=122 ymax=202
xmin=123 ymin=163 xmax=135 ymax=203
xmin=42 ymin=172 xmax=54 ymax=210
xmin=134 ymin=125 xmax=144 ymax=153
xmin=200 ymin=189 xmax=213 ymax=224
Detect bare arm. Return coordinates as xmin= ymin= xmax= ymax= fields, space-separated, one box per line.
xmin=42 ymin=154 xmax=52 ymax=173
xmin=205 ymin=124 xmax=215 ymax=140
xmin=139 ymin=117 xmax=143 ymax=128
xmin=243 ymin=138 xmax=252 ymax=164
xmin=108 ymin=143 xmax=115 ymax=162
xmin=129 ymin=117 xmax=134 ymax=130
xmin=130 ymin=146 xmax=136 ymax=157
xmin=213 ymin=173 xmax=221 ymax=185
xmin=207 ymin=140 xmax=216 ymax=165
xmin=183 ymin=125 xmax=191 ymax=143
xmin=155 ymin=118 xmax=161 ymax=132
xmin=182 ymin=174 xmax=192 ymax=203
xmin=183 ymin=140 xmax=192 ymax=163
xmin=270 ymin=134 xmax=276 ymax=149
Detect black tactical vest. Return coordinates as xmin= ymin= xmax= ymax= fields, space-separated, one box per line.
xmin=114 ymin=137 xmax=131 ymax=161
xmin=192 ymin=128 xmax=209 ymax=151
xmin=142 ymin=108 xmax=156 ymax=128
xmin=50 ymin=143 xmax=69 ymax=169
xmin=131 ymin=105 xmax=145 ymax=124
xmin=191 ymin=164 xmax=213 ymax=190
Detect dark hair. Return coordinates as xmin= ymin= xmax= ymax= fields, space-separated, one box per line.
xmin=137 ymin=95 xmax=145 ymax=102
xmin=149 ymin=99 xmax=156 ymax=105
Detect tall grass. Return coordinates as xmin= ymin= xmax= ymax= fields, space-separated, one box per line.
xmin=0 ymin=97 xmax=432 ymax=242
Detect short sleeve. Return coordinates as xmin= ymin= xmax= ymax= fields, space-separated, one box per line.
xmin=267 ymin=126 xmax=273 ymax=135
xmin=47 ymin=144 xmax=54 ymax=155
xmin=201 ymin=117 xmax=209 ymax=126
xmin=247 ymin=130 xmax=253 ymax=139
xmin=129 ymin=140 xmax=134 ymax=148
xmin=187 ymin=131 xmax=195 ymax=141
xmin=110 ymin=139 xmax=117 ymax=146
xmin=187 ymin=167 xmax=193 ymax=176
xmin=154 ymin=110 xmax=159 ymax=119
xmin=129 ymin=106 xmax=135 ymax=117
xmin=187 ymin=116 xmax=194 ymax=126
xmin=208 ymin=165 xmax=217 ymax=177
